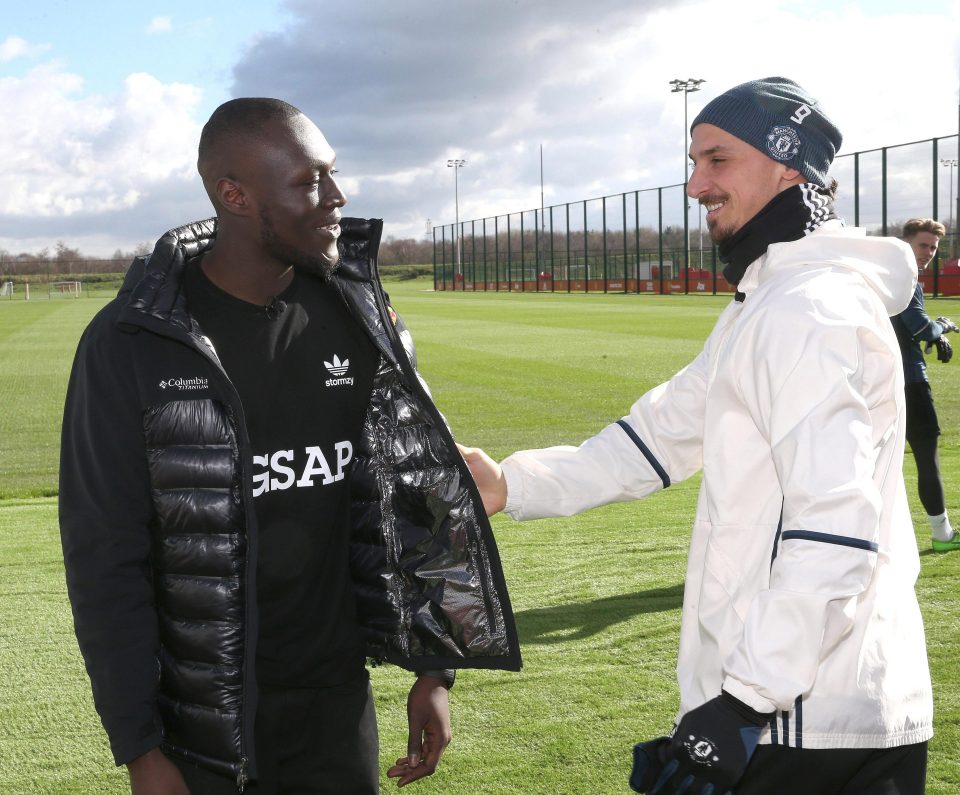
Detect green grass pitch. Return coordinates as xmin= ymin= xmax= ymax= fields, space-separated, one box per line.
xmin=0 ymin=280 xmax=957 ymax=793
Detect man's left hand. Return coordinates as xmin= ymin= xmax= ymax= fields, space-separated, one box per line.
xmin=386 ymin=676 xmax=452 ymax=787
xmin=629 ymin=691 xmax=771 ymax=794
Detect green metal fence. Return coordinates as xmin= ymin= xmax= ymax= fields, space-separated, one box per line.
xmin=433 ymin=134 xmax=960 ymax=297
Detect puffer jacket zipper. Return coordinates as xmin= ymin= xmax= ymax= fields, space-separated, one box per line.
xmin=362 ymin=264 xmax=513 ymax=649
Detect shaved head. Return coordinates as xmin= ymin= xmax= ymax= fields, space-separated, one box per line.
xmin=194 ymin=97 xmax=345 ymax=281
xmin=197 ymin=97 xmax=304 ymax=205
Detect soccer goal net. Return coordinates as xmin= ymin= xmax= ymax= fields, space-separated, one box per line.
xmin=49 ymin=281 xmax=82 ymax=298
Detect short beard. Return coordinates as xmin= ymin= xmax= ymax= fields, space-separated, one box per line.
xmin=706 ymin=216 xmax=736 ymax=247
xmin=259 ymin=207 xmax=339 ymax=282
xmin=700 ymin=195 xmax=737 ymax=246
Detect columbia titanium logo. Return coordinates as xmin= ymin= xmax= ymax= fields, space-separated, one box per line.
xmin=324 ymin=355 xmax=354 ymax=387
xmin=159 ymin=376 xmax=209 ymax=391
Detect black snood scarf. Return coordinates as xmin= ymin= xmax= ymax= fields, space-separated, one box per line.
xmin=717 ymin=183 xmax=839 ymax=289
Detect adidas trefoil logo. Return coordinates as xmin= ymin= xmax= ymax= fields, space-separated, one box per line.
xmin=324 ymin=354 xmax=354 ymax=387
xmin=324 ymin=355 xmax=350 ymax=375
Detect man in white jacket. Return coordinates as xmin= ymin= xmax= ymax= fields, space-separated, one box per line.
xmin=462 ymin=77 xmax=933 ymax=794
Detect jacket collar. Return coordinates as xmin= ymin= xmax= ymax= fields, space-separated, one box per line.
xmin=117 ymin=217 xmax=384 ymax=330
xmin=736 ymin=219 xmax=841 ymax=297
xmin=736 ymin=220 xmax=917 ymax=316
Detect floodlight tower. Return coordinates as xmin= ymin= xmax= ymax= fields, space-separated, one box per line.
xmin=540 ymin=144 xmax=546 ymax=274
xmin=447 ymin=159 xmax=466 ymax=279
xmin=670 ymin=78 xmax=705 ymax=290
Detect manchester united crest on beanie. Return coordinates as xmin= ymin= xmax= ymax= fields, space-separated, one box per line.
xmin=690 ymin=77 xmax=842 ymax=187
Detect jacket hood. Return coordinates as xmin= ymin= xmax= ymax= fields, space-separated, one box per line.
xmin=118 ymin=218 xmax=217 ymax=331
xmin=741 ymin=221 xmax=918 ymax=315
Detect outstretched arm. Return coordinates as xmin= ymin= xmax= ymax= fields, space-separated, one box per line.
xmin=457 ymin=336 xmax=720 ymax=523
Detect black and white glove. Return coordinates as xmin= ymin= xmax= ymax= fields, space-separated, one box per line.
xmin=925 ymin=336 xmax=954 ymax=363
xmin=936 ymin=316 xmax=959 ymax=334
xmin=935 ymin=336 xmax=953 ymax=363
xmin=629 ymin=691 xmax=772 ymax=794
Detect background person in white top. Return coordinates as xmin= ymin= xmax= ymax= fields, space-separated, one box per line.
xmin=461 ymin=77 xmax=933 ymax=794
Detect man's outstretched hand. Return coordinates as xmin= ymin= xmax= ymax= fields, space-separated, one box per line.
xmin=457 ymin=444 xmax=507 ymax=516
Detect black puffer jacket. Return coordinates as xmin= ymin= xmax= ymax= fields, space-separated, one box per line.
xmin=59 ymin=217 xmax=521 ymax=786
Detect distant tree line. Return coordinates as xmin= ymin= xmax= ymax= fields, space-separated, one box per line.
xmin=0 ymin=236 xmax=435 ymax=281
xmin=0 ymin=241 xmax=151 ymax=280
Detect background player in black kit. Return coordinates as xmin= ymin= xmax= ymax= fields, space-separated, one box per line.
xmin=890 ymin=218 xmax=960 ymax=552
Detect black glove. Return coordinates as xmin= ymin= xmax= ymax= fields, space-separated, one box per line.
xmin=629 ymin=691 xmax=772 ymax=794
xmin=926 ymin=336 xmax=954 ymax=363
xmin=936 ymin=336 xmax=953 ymax=363
xmin=630 ymin=737 xmax=671 ymax=793
xmin=936 ymin=316 xmax=959 ymax=334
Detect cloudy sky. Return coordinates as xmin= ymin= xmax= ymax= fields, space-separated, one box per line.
xmin=1 ymin=0 xmax=959 ymax=256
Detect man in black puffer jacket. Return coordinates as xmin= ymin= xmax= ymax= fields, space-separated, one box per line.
xmin=59 ymin=98 xmax=521 ymax=795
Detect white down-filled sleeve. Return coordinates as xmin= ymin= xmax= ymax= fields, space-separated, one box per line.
xmin=722 ymin=302 xmax=893 ymax=714
xmin=501 ymin=346 xmax=710 ymax=520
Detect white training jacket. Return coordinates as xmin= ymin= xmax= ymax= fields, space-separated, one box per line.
xmin=502 ymin=222 xmax=934 ymax=749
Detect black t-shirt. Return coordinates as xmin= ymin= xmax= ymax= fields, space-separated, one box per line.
xmin=186 ymin=263 xmax=378 ymax=687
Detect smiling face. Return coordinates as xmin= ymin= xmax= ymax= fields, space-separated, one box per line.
xmin=245 ymin=113 xmax=347 ymax=278
xmin=687 ymin=123 xmax=804 ymax=245
xmin=906 ymin=231 xmax=940 ymax=271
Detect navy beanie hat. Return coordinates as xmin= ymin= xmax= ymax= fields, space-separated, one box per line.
xmin=691 ymin=77 xmax=842 ymax=187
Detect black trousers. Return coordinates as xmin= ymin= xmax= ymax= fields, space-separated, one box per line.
xmin=169 ymin=673 xmax=379 ymax=795
xmin=736 ymin=742 xmax=928 ymax=795
xmin=905 ymin=381 xmax=945 ymax=517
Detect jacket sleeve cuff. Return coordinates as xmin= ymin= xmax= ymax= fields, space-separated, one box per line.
xmin=501 ymin=459 xmax=524 ymax=519
xmin=416 ymin=669 xmax=456 ymax=689
xmin=721 ymin=675 xmax=779 ymax=715
xmin=112 ymin=732 xmax=164 ymax=768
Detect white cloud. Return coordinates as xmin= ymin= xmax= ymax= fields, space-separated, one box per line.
xmin=0 ymin=0 xmax=957 ymax=255
xmin=224 ymin=0 xmax=958 ymax=242
xmin=0 ymin=35 xmax=50 ymax=62
xmin=640 ymin=0 xmax=960 ymax=154
xmin=0 ymin=62 xmax=204 ymax=233
xmin=147 ymin=16 xmax=173 ymax=34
